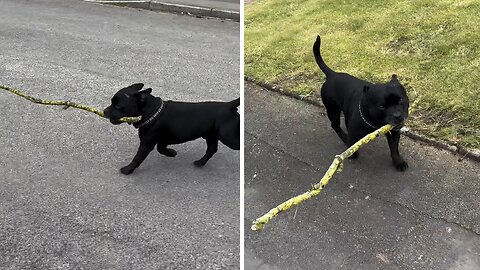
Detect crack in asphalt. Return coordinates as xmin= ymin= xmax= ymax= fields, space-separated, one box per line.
xmin=245 ymin=129 xmax=324 ymax=175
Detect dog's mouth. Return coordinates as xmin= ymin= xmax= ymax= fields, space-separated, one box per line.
xmin=386 ymin=112 xmax=408 ymax=130
xmin=109 ymin=118 xmax=122 ymax=125
xmin=390 ymin=119 xmax=406 ymax=131
xmin=392 ymin=124 xmax=403 ymax=131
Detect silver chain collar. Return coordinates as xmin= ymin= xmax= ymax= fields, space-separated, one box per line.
xmin=358 ymin=101 xmax=378 ymax=129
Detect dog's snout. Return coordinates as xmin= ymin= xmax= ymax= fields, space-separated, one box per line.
xmin=393 ymin=111 xmax=402 ymax=119
xmin=103 ymin=107 xmax=110 ymax=118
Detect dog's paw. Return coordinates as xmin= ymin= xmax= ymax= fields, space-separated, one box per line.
xmin=393 ymin=160 xmax=408 ymax=171
xmin=164 ymin=149 xmax=177 ymax=157
xmin=193 ymin=160 xmax=206 ymax=167
xmin=120 ymin=166 xmax=134 ymax=175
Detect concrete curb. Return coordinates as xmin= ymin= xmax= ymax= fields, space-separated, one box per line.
xmin=84 ymin=0 xmax=240 ymax=21
xmin=245 ymin=76 xmax=480 ymax=163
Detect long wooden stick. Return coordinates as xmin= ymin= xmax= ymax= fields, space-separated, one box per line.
xmin=251 ymin=124 xmax=393 ymax=231
xmin=0 ymin=85 xmax=141 ymax=123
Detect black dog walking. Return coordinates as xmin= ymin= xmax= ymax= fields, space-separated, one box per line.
xmin=313 ymin=35 xmax=409 ymax=171
xmin=104 ymin=83 xmax=240 ymax=175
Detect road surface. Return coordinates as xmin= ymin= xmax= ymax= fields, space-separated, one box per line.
xmin=0 ymin=1 xmax=240 ymax=269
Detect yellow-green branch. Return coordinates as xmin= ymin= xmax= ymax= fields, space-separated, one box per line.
xmin=251 ymin=124 xmax=393 ymax=231
xmin=0 ymin=85 xmax=141 ymax=123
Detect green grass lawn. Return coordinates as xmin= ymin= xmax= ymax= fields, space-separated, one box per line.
xmin=245 ymin=0 xmax=480 ymax=149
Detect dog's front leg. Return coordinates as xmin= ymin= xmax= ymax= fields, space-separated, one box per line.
xmin=121 ymin=142 xmax=155 ymax=175
xmin=386 ymin=130 xmax=408 ymax=171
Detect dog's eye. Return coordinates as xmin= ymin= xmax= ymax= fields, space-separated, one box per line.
xmin=378 ymin=105 xmax=386 ymax=110
xmin=398 ymin=98 xmax=404 ymax=104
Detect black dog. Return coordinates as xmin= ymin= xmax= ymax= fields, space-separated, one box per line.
xmin=103 ymin=83 xmax=240 ymax=175
xmin=313 ymin=35 xmax=409 ymax=171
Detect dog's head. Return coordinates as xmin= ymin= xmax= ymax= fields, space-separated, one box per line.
xmin=363 ymin=75 xmax=409 ymax=130
xmin=103 ymin=83 xmax=153 ymax=125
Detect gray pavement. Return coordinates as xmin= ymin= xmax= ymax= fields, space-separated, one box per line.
xmin=0 ymin=0 xmax=239 ymax=269
xmin=245 ymin=81 xmax=480 ymax=270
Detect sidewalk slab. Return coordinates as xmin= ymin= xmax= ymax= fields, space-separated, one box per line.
xmin=245 ymin=81 xmax=480 ymax=269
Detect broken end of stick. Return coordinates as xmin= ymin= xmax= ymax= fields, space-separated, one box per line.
xmin=251 ymin=220 xmax=265 ymax=231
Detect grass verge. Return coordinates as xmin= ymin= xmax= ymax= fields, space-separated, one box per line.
xmin=245 ymin=0 xmax=480 ymax=149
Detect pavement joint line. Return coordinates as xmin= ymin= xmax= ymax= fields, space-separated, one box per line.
xmin=246 ymin=130 xmax=323 ymax=174
xmin=388 ymin=198 xmax=480 ymax=236
xmin=345 ymin=182 xmax=480 ymax=237
xmin=246 ymin=130 xmax=480 ymax=237
xmin=10 ymin=194 xmax=164 ymax=247
xmin=340 ymin=172 xmax=480 ymax=236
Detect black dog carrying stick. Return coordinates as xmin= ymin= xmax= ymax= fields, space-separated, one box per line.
xmin=0 ymin=85 xmax=141 ymax=123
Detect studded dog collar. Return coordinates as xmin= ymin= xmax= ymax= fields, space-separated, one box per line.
xmin=133 ymin=99 xmax=165 ymax=129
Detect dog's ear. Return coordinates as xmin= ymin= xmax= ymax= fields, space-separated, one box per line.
xmin=128 ymin=83 xmax=144 ymax=91
xmin=135 ymin=88 xmax=152 ymax=102
xmin=139 ymin=88 xmax=152 ymax=95
xmin=363 ymin=85 xmax=370 ymax=93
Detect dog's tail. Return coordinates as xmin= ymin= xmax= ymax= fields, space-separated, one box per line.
xmin=228 ymin=98 xmax=240 ymax=110
xmin=313 ymin=35 xmax=334 ymax=77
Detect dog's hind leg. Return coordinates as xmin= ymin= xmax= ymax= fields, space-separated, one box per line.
xmin=218 ymin=119 xmax=240 ymax=150
xmin=194 ymin=137 xmax=218 ymax=167
xmin=156 ymin=143 xmax=177 ymax=157
xmin=219 ymin=135 xmax=240 ymax=150
xmin=324 ymin=104 xmax=348 ymax=145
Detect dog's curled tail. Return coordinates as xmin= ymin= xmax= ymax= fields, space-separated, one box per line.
xmin=313 ymin=35 xmax=334 ymax=77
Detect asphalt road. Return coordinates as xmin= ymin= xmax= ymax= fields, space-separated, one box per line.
xmin=245 ymin=81 xmax=480 ymax=270
xmin=0 ymin=0 xmax=239 ymax=269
